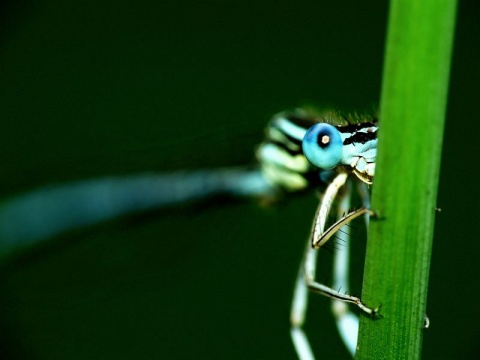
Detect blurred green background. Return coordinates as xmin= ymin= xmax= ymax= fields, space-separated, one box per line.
xmin=0 ymin=1 xmax=478 ymax=359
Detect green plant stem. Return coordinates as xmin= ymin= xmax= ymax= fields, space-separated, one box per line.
xmin=356 ymin=1 xmax=457 ymax=359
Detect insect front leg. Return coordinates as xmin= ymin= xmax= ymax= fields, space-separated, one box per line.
xmin=290 ymin=173 xmax=349 ymax=359
xmin=290 ymin=173 xmax=348 ymax=360
xmin=290 ymin=173 xmax=379 ymax=360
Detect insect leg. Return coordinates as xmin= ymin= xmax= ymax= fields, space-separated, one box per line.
xmin=330 ymin=181 xmax=359 ymax=356
xmin=290 ymin=173 xmax=348 ymax=360
xmin=290 ymin=260 xmax=315 ymax=360
xmin=308 ymin=185 xmax=378 ymax=319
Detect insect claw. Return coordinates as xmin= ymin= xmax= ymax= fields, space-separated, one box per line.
xmin=371 ymin=304 xmax=383 ymax=319
xmin=369 ymin=209 xmax=382 ymax=220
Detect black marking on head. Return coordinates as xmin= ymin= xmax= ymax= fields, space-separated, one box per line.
xmin=343 ymin=129 xmax=378 ymax=145
xmin=336 ymin=121 xmax=378 ymax=134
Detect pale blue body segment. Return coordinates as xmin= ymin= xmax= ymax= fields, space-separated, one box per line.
xmin=0 ymin=168 xmax=274 ymax=254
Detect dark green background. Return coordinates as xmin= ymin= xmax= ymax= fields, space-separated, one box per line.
xmin=0 ymin=1 xmax=478 ymax=359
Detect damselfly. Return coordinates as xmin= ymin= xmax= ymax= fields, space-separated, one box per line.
xmin=0 ymin=107 xmax=379 ymax=358
xmin=256 ymin=108 xmax=379 ymax=358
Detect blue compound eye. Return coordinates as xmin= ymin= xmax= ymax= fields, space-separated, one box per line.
xmin=302 ymin=123 xmax=343 ymax=169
